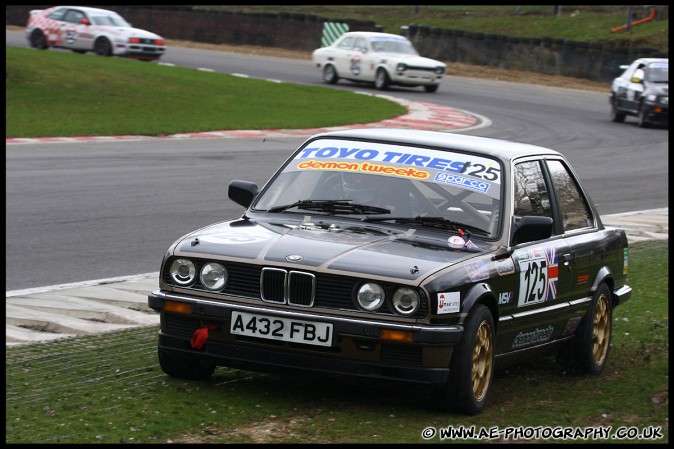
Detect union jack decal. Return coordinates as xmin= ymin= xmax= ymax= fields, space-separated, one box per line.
xmin=545 ymin=245 xmax=559 ymax=300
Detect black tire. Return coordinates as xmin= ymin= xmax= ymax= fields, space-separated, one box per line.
xmin=158 ymin=348 xmax=216 ymax=380
xmin=374 ymin=68 xmax=390 ymax=90
xmin=442 ymin=304 xmax=495 ymax=415
xmin=610 ymin=97 xmax=626 ymax=123
xmin=561 ymin=283 xmax=613 ymax=375
xmin=424 ymin=84 xmax=439 ymax=93
xmin=322 ymin=64 xmax=339 ymax=84
xmin=94 ymin=37 xmax=112 ymax=57
xmin=30 ymin=30 xmax=48 ymax=50
xmin=637 ymin=102 xmax=651 ymax=128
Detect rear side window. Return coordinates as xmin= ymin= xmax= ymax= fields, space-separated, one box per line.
xmin=546 ymin=160 xmax=593 ymax=231
xmin=46 ymin=8 xmax=68 ymax=21
xmin=337 ymin=37 xmax=354 ymax=50
xmin=513 ymin=161 xmax=552 ymax=219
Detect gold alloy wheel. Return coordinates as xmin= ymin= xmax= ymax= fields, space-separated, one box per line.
xmin=472 ymin=320 xmax=494 ymax=402
xmin=592 ymin=293 xmax=611 ymax=366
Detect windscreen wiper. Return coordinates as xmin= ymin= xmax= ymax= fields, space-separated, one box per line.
xmin=362 ymin=215 xmax=489 ymax=235
xmin=266 ymin=200 xmax=390 ymax=215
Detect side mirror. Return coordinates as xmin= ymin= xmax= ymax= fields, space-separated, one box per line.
xmin=512 ymin=216 xmax=553 ymax=245
xmin=228 ymin=180 xmax=259 ymax=208
xmin=630 ymin=68 xmax=645 ymax=84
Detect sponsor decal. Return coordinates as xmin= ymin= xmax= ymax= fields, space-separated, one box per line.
xmin=437 ymin=292 xmax=460 ymax=314
xmin=496 ymin=258 xmax=515 ymax=276
xmin=465 ymin=240 xmax=479 ymax=250
xmin=576 ymin=270 xmax=590 ymax=285
xmin=498 ymin=291 xmax=513 ymax=305
xmin=512 ymin=325 xmax=554 ymax=349
xmin=623 ymin=248 xmax=629 ymax=275
xmin=434 ymin=172 xmax=490 ymax=193
xmin=64 ymin=28 xmax=77 ymax=45
xmin=562 ymin=317 xmax=582 ymax=336
xmin=516 ymin=245 xmax=559 ymax=307
xmin=447 ymin=235 xmax=465 ymax=249
xmin=350 ymin=53 xmax=362 ymax=75
xmin=196 ymin=228 xmax=274 ymax=245
xmin=295 ymin=139 xmax=501 ymax=191
xmin=297 ymin=160 xmax=429 ymax=180
xmin=464 ymin=260 xmax=490 ymax=281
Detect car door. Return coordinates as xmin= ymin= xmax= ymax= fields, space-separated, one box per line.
xmin=615 ymin=61 xmax=644 ymax=113
xmin=333 ymin=36 xmax=355 ymax=78
xmin=347 ymin=37 xmax=369 ymax=81
xmin=60 ymin=8 xmax=92 ymax=51
xmin=358 ymin=37 xmax=377 ymax=81
xmin=544 ymin=158 xmax=603 ymax=303
xmin=623 ymin=67 xmax=646 ymax=112
xmin=496 ymin=159 xmax=571 ymax=355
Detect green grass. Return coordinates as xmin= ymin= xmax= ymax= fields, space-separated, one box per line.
xmin=5 ymin=46 xmax=406 ymax=138
xmin=5 ymin=240 xmax=668 ymax=444
xmin=202 ymin=5 xmax=669 ymax=53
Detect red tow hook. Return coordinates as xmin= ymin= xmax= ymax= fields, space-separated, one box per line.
xmin=190 ymin=324 xmax=218 ymax=350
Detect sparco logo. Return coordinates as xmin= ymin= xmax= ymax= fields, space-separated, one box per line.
xmin=512 ymin=325 xmax=554 ymax=349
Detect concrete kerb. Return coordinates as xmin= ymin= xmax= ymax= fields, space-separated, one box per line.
xmin=5 ymin=208 xmax=668 ymax=347
xmin=5 ymin=95 xmax=491 ymax=145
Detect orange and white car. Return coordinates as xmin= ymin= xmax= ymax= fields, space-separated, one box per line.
xmin=26 ymin=6 xmax=166 ymax=61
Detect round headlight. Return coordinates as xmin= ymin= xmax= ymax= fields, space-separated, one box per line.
xmin=392 ymin=287 xmax=420 ymax=315
xmin=356 ymin=282 xmax=385 ymax=311
xmin=200 ymin=262 xmax=228 ymax=291
xmin=396 ymin=63 xmax=407 ymax=71
xmin=435 ymin=66 xmax=445 ymax=75
xmin=170 ymin=258 xmax=196 ymax=285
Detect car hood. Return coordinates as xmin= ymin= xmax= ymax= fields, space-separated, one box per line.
xmin=381 ymin=54 xmax=444 ymax=68
xmin=172 ymin=218 xmax=488 ymax=283
xmin=104 ymin=26 xmax=162 ymax=40
xmin=645 ymin=82 xmax=668 ymax=95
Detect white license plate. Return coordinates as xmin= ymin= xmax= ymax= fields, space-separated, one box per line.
xmin=230 ymin=311 xmax=333 ymax=347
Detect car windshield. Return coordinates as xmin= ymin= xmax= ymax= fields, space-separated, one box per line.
xmin=370 ymin=37 xmax=419 ymax=55
xmin=645 ymin=63 xmax=668 ymax=83
xmin=253 ymin=138 xmax=503 ymax=238
xmin=91 ymin=14 xmax=131 ymax=27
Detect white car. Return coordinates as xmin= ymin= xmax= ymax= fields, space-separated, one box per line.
xmin=312 ymin=31 xmax=446 ymax=93
xmin=26 ymin=6 xmax=166 ymax=61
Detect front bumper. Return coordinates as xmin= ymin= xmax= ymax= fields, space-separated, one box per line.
xmin=642 ymin=101 xmax=669 ymax=124
xmin=149 ymin=290 xmax=464 ymax=385
xmin=114 ymin=43 xmax=165 ymax=60
xmin=391 ymin=70 xmax=443 ymax=86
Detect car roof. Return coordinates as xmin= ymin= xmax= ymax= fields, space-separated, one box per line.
xmin=55 ymin=6 xmax=118 ymax=15
xmin=636 ymin=58 xmax=668 ymax=65
xmin=339 ymin=31 xmax=408 ymax=40
xmin=309 ymin=128 xmax=561 ymax=162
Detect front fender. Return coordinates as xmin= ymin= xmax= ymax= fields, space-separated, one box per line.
xmin=460 ymin=283 xmax=499 ymax=329
xmin=591 ymin=266 xmax=613 ymax=294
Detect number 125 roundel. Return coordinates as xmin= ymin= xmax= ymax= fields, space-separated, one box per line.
xmin=148 ymin=128 xmax=631 ymax=415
